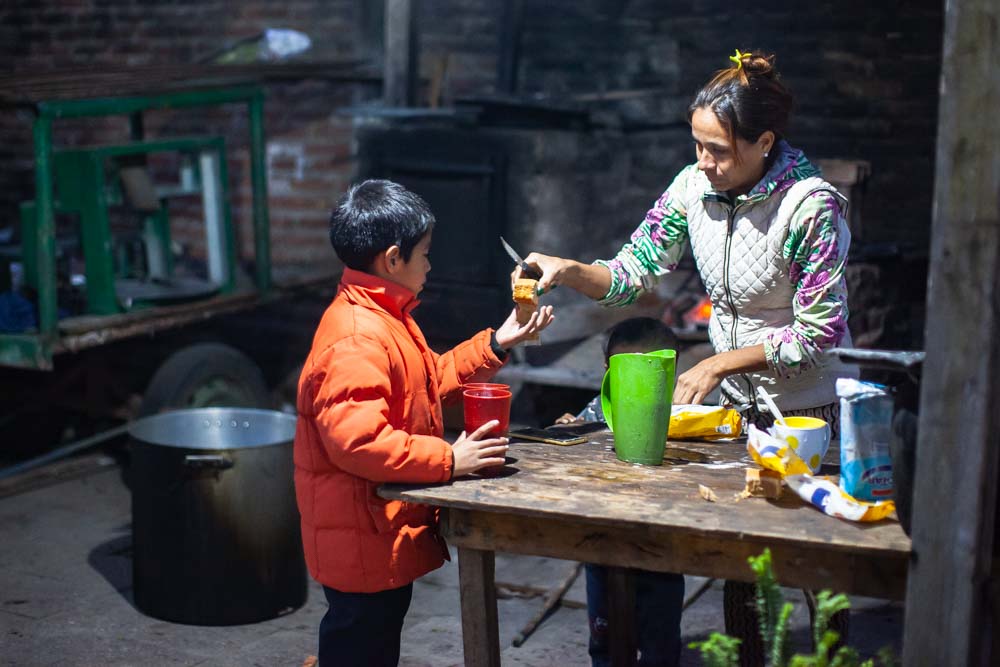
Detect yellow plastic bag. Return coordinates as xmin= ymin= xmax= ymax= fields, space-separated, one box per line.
xmin=784 ymin=475 xmax=897 ymax=522
xmin=747 ymin=425 xmax=895 ymax=522
xmin=669 ymin=405 xmax=742 ymax=440
xmin=746 ymin=424 xmax=812 ymax=476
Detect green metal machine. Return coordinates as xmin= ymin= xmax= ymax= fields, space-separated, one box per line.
xmin=1 ymin=85 xmax=272 ymax=371
xmin=20 ymin=136 xmax=237 ymax=314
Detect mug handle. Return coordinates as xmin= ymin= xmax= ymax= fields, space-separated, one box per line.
xmin=600 ymin=369 xmax=614 ymax=431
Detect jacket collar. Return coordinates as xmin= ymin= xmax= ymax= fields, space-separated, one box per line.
xmin=338 ymin=267 xmax=420 ymax=319
xmin=701 ymin=140 xmax=821 ymax=205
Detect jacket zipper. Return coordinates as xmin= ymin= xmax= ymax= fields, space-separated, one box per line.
xmin=722 ymin=202 xmax=756 ymax=403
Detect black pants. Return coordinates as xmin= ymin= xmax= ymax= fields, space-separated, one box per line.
xmin=319 ymin=583 xmax=413 ymax=667
xmin=585 ymin=564 xmax=685 ymax=667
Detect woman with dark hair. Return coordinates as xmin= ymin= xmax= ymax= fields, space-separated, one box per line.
xmin=516 ymin=49 xmax=856 ymax=436
xmin=514 ymin=50 xmax=856 ymax=665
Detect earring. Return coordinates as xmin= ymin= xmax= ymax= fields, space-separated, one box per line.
xmin=763 ymin=151 xmax=769 ymax=158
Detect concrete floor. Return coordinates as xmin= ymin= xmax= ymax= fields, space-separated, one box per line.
xmin=0 ymin=454 xmax=903 ymax=667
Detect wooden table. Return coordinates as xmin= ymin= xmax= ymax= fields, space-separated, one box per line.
xmin=380 ymin=431 xmax=911 ymax=666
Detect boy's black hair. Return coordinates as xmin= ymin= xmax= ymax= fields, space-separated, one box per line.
xmin=604 ymin=317 xmax=679 ymax=362
xmin=329 ymin=179 xmax=435 ymax=271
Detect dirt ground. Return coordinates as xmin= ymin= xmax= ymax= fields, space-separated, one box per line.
xmin=0 ymin=453 xmax=903 ymax=666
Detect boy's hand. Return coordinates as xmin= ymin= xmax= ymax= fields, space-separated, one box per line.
xmin=452 ymin=421 xmax=509 ymax=478
xmin=554 ymin=413 xmax=582 ymax=425
xmin=495 ymin=305 xmax=554 ymax=349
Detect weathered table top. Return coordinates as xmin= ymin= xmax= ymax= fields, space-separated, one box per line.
xmin=381 ymin=430 xmax=911 ymax=598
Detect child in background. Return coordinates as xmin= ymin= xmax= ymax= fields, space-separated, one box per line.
xmin=557 ymin=317 xmax=684 ymax=667
xmin=295 ymin=179 xmax=553 ymax=667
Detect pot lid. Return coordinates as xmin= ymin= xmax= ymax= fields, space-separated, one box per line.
xmin=129 ymin=407 xmax=296 ymax=450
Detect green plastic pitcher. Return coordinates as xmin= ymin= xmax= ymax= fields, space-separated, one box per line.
xmin=600 ymin=349 xmax=676 ymax=465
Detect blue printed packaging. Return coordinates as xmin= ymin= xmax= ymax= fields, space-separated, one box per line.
xmin=836 ymin=378 xmax=894 ymax=502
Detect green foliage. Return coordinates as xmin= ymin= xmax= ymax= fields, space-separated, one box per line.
xmin=690 ymin=548 xmax=897 ymax=667
xmin=749 ymin=549 xmax=793 ymax=665
xmin=770 ymin=600 xmax=795 ymax=666
xmin=811 ymin=590 xmax=851 ymax=651
xmin=689 ymin=632 xmax=741 ymax=667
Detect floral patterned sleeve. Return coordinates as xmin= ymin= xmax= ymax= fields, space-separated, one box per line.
xmin=594 ymin=165 xmax=694 ymax=307
xmin=765 ymin=191 xmax=851 ymax=377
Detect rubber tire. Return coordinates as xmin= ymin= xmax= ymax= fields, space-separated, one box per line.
xmin=138 ymin=342 xmax=271 ymax=417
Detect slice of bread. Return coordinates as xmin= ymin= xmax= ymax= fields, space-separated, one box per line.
xmin=512 ymin=278 xmax=538 ymax=305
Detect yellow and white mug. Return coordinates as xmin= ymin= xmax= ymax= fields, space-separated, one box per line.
xmin=771 ymin=416 xmax=831 ymax=473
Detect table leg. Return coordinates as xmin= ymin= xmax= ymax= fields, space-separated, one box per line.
xmin=607 ymin=566 xmax=637 ymax=667
xmin=457 ymin=546 xmax=501 ymax=667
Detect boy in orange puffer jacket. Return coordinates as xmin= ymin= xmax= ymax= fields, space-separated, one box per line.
xmin=294 ymin=179 xmax=553 ymax=667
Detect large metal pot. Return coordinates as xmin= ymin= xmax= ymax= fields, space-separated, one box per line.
xmin=129 ymin=408 xmax=307 ymax=625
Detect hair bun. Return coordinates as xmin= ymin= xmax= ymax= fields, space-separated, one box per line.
xmin=693 ymin=50 xmax=793 ymax=141
xmin=740 ymin=51 xmax=777 ymax=78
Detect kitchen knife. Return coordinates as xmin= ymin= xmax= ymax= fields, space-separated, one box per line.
xmin=500 ymin=236 xmax=542 ymax=280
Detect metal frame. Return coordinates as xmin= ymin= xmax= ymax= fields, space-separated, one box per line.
xmin=23 ymin=136 xmax=237 ymax=315
xmin=5 ymin=85 xmax=271 ymax=370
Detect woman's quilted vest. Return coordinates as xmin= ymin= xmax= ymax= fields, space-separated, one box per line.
xmin=683 ymin=175 xmax=859 ymax=412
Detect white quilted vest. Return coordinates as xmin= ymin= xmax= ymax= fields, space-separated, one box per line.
xmin=684 ymin=173 xmax=858 ymax=411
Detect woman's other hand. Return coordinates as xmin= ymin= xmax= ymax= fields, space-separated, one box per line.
xmin=673 ymin=357 xmax=724 ymax=405
xmin=673 ymin=345 xmax=769 ymax=404
xmin=495 ymin=305 xmax=555 ymax=349
xmin=451 ymin=421 xmax=509 ymax=477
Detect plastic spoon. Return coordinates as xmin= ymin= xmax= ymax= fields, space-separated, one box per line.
xmin=756 ymin=386 xmax=786 ymax=427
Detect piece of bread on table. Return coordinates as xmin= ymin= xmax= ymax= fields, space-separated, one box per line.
xmin=743 ymin=468 xmax=782 ymax=499
xmin=512 ymin=278 xmax=539 ymax=342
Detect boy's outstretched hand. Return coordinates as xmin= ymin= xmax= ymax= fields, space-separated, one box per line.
xmin=452 ymin=421 xmax=509 ymax=478
xmin=494 ymin=305 xmax=554 ymax=349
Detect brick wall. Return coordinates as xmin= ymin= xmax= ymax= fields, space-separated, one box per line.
xmin=1 ymin=0 xmax=943 ymax=293
xmin=0 ymin=0 xmax=369 ymax=281
xmin=418 ymin=0 xmax=943 ymax=250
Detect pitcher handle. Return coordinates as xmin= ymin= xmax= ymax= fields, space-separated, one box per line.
xmin=600 ymin=370 xmax=614 ymax=431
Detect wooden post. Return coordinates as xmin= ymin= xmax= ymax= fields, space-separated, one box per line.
xmin=496 ymin=0 xmax=524 ymax=95
xmin=457 ymin=546 xmax=501 ymax=667
xmin=902 ymin=0 xmax=1000 ymax=663
xmin=356 ymin=0 xmax=385 ymax=66
xmin=383 ymin=0 xmax=417 ymax=106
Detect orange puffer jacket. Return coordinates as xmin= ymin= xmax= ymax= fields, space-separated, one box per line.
xmin=294 ymin=268 xmax=506 ymax=593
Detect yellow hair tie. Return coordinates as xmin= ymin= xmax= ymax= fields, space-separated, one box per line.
xmin=729 ymin=49 xmax=747 ymax=69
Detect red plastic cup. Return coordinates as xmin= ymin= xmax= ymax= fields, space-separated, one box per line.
xmin=463 ymin=387 xmax=512 ymax=477
xmin=463 ymin=382 xmax=510 ymax=392
xmin=462 ymin=388 xmax=512 ymax=437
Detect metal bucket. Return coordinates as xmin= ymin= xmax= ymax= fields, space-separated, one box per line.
xmin=129 ymin=408 xmax=307 ymax=625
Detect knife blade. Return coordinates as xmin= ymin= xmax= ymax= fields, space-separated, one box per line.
xmin=500 ymin=236 xmax=542 ymax=280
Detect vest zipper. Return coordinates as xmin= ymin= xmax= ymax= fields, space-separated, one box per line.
xmin=722 ymin=202 xmax=756 ymax=403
